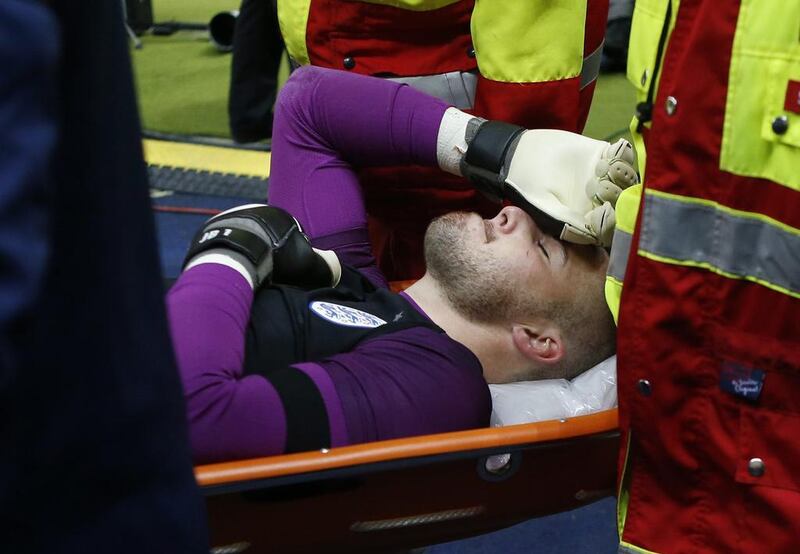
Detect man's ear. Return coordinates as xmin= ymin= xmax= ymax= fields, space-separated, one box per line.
xmin=511 ymin=324 xmax=564 ymax=365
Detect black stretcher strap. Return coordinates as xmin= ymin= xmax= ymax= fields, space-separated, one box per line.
xmin=262 ymin=366 xmax=331 ymax=453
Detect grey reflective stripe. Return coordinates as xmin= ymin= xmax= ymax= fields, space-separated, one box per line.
xmin=390 ymin=71 xmax=478 ymax=109
xmin=393 ymin=44 xmax=603 ymax=106
xmin=640 ymin=193 xmax=800 ymax=294
xmin=580 ymin=41 xmax=604 ymax=90
xmin=608 ymin=226 xmax=633 ymax=281
xmin=608 ymin=0 xmax=634 ymax=21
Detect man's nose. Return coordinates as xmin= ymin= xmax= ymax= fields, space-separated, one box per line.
xmin=492 ymin=205 xmax=532 ymax=235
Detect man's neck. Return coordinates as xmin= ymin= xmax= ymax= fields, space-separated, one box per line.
xmin=404 ymin=274 xmax=522 ymax=380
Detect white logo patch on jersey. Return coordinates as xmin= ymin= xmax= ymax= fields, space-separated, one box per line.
xmin=309 ymin=301 xmax=387 ymax=328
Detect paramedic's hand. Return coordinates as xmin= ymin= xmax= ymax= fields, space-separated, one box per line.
xmin=183 ymin=204 xmax=341 ymax=289
xmin=461 ymin=122 xmax=637 ymax=247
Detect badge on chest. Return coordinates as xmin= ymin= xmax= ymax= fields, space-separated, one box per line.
xmin=309 ymin=301 xmax=387 ymax=328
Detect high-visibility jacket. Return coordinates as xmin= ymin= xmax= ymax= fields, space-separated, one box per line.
xmin=606 ymin=1 xmax=800 ymax=552
xmin=278 ymin=0 xmax=608 ymax=280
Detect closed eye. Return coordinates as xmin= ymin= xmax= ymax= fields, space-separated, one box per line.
xmin=537 ymin=240 xmax=550 ymax=261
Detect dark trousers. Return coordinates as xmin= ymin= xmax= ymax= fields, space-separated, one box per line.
xmin=229 ymin=0 xmax=284 ymax=142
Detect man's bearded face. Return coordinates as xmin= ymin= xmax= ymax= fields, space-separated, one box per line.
xmin=423 ymin=212 xmax=536 ymax=324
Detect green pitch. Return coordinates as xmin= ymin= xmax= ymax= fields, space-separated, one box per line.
xmin=131 ymin=1 xmax=636 ymax=141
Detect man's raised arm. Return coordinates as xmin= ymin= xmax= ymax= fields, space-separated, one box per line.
xmin=268 ymin=66 xmax=638 ymax=267
xmin=267 ymin=66 xmax=450 ymax=286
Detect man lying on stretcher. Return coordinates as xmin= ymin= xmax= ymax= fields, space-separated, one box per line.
xmin=168 ymin=67 xmax=636 ymax=463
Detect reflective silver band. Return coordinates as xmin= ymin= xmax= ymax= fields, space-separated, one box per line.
xmin=608 ymin=226 xmax=633 ymax=281
xmin=391 ymin=42 xmax=604 ymax=108
xmin=390 ymin=70 xmax=478 ymax=109
xmin=640 ymin=193 xmax=800 ymax=294
xmin=580 ymin=41 xmax=604 ymax=90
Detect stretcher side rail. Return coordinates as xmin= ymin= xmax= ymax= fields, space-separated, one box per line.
xmin=196 ymin=410 xmax=620 ymax=553
xmin=196 ymin=409 xmax=618 ymax=487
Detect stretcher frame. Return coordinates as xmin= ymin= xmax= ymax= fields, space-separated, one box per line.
xmin=196 ymin=409 xmax=619 ymax=553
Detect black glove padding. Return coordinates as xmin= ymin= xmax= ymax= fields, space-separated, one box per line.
xmin=459 ymin=120 xmax=526 ymax=203
xmin=183 ymin=204 xmax=341 ymax=289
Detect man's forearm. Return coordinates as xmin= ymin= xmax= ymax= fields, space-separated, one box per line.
xmin=268 ymin=66 xmax=449 ymax=245
xmin=166 ymin=263 xmax=350 ymax=462
xmin=166 ymin=264 xmax=289 ymax=462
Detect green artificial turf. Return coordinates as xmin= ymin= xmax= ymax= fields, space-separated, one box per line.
xmin=130 ymin=0 xmax=240 ymax=138
xmin=584 ymin=73 xmax=637 ymax=141
xmin=131 ymin=1 xmax=637 ymax=140
xmin=149 ymin=0 xmax=238 ymax=22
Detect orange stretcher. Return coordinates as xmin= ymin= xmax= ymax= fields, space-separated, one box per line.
xmin=196 ymin=409 xmax=619 ymax=553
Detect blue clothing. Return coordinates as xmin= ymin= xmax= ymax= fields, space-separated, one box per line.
xmin=0 ymin=0 xmax=56 ymax=340
xmin=0 ymin=1 xmax=207 ymax=552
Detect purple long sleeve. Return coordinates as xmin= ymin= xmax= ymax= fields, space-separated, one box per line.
xmin=268 ymin=66 xmax=449 ymax=287
xmin=166 ymin=265 xmax=288 ymax=462
xmin=167 ymin=265 xmax=489 ymax=463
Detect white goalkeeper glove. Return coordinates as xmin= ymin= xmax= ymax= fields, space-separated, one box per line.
xmin=458 ymin=120 xmax=638 ymax=247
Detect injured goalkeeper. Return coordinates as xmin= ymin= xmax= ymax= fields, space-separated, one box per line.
xmin=167 ymin=67 xmax=636 ymax=463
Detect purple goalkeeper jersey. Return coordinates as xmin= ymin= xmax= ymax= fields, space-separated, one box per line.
xmin=167 ymin=67 xmax=490 ymax=464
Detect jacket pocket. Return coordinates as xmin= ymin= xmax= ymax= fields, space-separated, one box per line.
xmin=719 ymin=0 xmax=800 ymax=192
